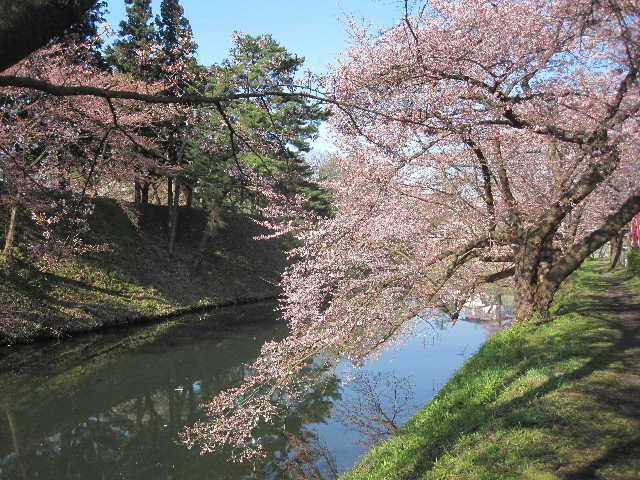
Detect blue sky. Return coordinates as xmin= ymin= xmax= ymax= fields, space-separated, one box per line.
xmin=104 ymin=0 xmax=405 ymax=73
xmin=104 ymin=1 xmax=407 ymax=153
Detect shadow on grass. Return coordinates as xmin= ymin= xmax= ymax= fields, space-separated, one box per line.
xmin=408 ymin=266 xmax=640 ymax=479
xmin=564 ymin=438 xmax=640 ymax=480
xmin=40 ymin=270 xmax=129 ymax=297
xmin=345 ymin=264 xmax=640 ymax=480
xmin=404 ymin=320 xmax=623 ymax=479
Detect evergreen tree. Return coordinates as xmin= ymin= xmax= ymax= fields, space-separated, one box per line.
xmin=104 ymin=0 xmax=156 ymax=79
xmin=223 ymin=34 xmax=330 ymax=214
xmin=189 ymin=34 xmax=331 ymax=218
xmin=155 ymin=0 xmax=198 ymax=69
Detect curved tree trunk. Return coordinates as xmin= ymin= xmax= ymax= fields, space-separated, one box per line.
xmin=513 ymin=194 xmax=640 ymax=323
xmin=608 ymin=229 xmax=624 ymax=271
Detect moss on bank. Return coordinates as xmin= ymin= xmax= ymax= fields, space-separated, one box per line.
xmin=0 ymin=198 xmax=286 ymax=345
xmin=343 ymin=262 xmax=640 ymax=480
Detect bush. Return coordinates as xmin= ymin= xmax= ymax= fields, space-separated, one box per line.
xmin=628 ymin=249 xmax=640 ymax=275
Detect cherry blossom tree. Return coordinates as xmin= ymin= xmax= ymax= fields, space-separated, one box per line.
xmin=182 ymin=0 xmax=640 ymax=459
xmin=1 ymin=0 xmax=638 ymax=464
xmin=0 ymin=38 xmax=171 ymax=264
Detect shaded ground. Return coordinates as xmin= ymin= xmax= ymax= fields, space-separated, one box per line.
xmin=344 ymin=262 xmax=640 ymax=480
xmin=0 ymin=198 xmax=287 ymax=345
xmin=555 ymin=269 xmax=640 ymax=479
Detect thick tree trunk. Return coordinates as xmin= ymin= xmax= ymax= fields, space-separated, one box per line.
xmin=513 ymin=274 xmax=559 ymax=324
xmin=512 ymin=240 xmax=561 ymax=324
xmin=513 ymin=194 xmax=640 ymax=323
xmin=167 ymin=177 xmax=173 ymax=206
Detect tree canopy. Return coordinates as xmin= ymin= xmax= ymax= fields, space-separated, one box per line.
xmin=182 ymin=0 xmax=640 ymax=459
xmin=1 ymin=0 xmax=639 ymax=464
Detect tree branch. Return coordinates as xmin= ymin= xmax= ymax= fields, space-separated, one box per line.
xmin=0 ymin=74 xmax=329 ymax=106
xmin=481 ymin=267 xmax=515 ymax=283
xmin=548 ymin=193 xmax=640 ymax=284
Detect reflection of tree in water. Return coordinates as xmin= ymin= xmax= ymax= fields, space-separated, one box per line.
xmin=0 ymin=360 xmax=343 ymax=480
xmin=333 ymin=372 xmax=416 ymax=448
xmin=273 ymin=372 xmax=417 ymax=480
xmin=267 ymin=374 xmax=342 ymax=480
xmin=1 ymin=312 xmax=419 ymax=480
xmin=278 ymin=430 xmax=339 ymax=480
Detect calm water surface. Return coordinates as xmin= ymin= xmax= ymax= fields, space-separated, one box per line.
xmin=0 ymin=300 xmax=506 ymax=479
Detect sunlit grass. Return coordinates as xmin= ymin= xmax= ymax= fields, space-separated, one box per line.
xmin=343 ymin=261 xmax=640 ymax=480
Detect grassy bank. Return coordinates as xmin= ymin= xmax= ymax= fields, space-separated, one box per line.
xmin=0 ymin=198 xmax=286 ymax=345
xmin=625 ymin=249 xmax=640 ymax=296
xmin=343 ymin=262 xmax=640 ymax=480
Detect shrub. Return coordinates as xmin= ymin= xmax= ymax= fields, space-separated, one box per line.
xmin=628 ymin=249 xmax=640 ymax=275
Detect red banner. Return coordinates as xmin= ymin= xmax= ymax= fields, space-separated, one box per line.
xmin=632 ymin=213 xmax=640 ymax=249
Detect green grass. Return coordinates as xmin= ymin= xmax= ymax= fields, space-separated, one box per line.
xmin=624 ymin=249 xmax=640 ymax=297
xmin=627 ymin=249 xmax=640 ymax=276
xmin=343 ymin=261 xmax=640 ymax=480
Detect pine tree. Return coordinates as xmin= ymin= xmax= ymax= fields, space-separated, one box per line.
xmin=155 ymin=0 xmax=198 ymax=69
xmin=151 ymin=1 xmax=201 ymax=253
xmin=104 ymin=0 xmax=156 ymax=79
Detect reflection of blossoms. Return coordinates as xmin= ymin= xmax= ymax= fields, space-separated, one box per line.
xmin=185 ymin=0 xmax=639 ymax=460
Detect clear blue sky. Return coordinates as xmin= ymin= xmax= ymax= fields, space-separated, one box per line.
xmin=104 ymin=0 xmax=406 ymax=73
xmin=104 ymin=1 xmax=407 ymax=153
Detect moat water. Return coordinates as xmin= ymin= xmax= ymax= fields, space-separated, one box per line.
xmin=0 ymin=298 xmax=509 ymax=479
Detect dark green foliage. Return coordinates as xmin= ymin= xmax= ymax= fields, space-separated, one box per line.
xmin=628 ymin=249 xmax=640 ymax=275
xmin=104 ymin=0 xmax=156 ymax=78
xmin=220 ymin=34 xmax=328 ymax=157
xmin=190 ymin=34 xmax=331 ymax=216
xmin=155 ymin=0 xmax=197 ymax=67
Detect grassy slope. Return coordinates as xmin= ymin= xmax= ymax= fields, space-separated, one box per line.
xmin=626 ymin=249 xmax=640 ymax=296
xmin=343 ymin=262 xmax=640 ymax=480
xmin=0 ymin=198 xmax=286 ymax=345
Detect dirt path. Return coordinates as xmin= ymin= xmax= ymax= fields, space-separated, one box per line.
xmin=589 ymin=272 xmax=640 ymax=379
xmin=563 ymin=270 xmax=640 ymax=480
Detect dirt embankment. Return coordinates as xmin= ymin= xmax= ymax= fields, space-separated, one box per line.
xmin=0 ymin=198 xmax=287 ymax=345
